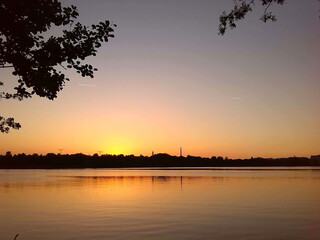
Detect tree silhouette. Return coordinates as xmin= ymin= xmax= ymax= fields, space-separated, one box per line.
xmin=218 ymin=0 xmax=286 ymax=35
xmin=0 ymin=0 xmax=116 ymax=133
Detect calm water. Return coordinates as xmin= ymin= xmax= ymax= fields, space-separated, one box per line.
xmin=0 ymin=167 xmax=320 ymax=240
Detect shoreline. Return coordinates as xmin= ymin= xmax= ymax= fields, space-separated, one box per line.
xmin=1 ymin=153 xmax=319 ymax=169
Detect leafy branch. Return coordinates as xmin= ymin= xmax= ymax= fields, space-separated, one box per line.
xmin=218 ymin=0 xmax=286 ymax=35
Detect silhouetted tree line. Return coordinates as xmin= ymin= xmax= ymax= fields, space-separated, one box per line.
xmin=0 ymin=152 xmax=319 ymax=169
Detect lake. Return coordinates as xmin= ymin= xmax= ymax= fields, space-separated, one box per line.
xmin=0 ymin=167 xmax=320 ymax=240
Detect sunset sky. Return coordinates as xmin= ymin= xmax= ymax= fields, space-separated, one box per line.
xmin=1 ymin=0 xmax=319 ymax=158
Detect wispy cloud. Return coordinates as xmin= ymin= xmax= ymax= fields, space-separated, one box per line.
xmin=77 ymin=83 xmax=96 ymax=87
xmin=231 ymin=97 xmax=241 ymax=100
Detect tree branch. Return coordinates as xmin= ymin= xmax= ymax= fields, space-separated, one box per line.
xmin=0 ymin=116 xmax=21 ymax=133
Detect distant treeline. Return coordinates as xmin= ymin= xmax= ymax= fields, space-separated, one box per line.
xmin=0 ymin=152 xmax=319 ymax=169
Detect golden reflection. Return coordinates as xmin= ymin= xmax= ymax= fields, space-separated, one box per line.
xmin=0 ymin=176 xmax=218 ymax=189
xmin=1 ymin=171 xmax=320 ymax=240
xmin=1 ymin=175 xmax=320 ymax=190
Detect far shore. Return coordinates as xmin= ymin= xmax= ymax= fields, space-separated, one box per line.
xmin=1 ymin=153 xmax=319 ymax=169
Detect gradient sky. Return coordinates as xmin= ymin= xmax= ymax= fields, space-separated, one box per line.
xmin=1 ymin=0 xmax=319 ymax=158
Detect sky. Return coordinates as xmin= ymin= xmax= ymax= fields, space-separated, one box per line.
xmin=1 ymin=0 xmax=319 ymax=158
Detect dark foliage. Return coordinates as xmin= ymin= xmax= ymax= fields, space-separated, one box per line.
xmin=219 ymin=0 xmax=286 ymax=35
xmin=0 ymin=0 xmax=115 ymax=132
xmin=0 ymin=116 xmax=21 ymax=133
xmin=0 ymin=153 xmax=318 ymax=169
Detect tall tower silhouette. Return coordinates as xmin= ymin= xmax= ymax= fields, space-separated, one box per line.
xmin=180 ymin=147 xmax=182 ymax=157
